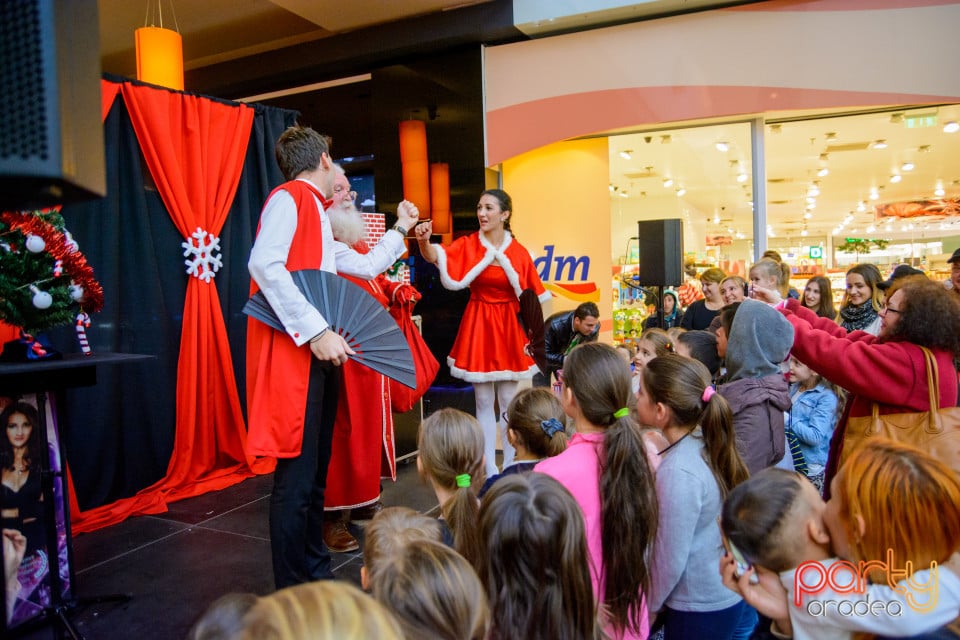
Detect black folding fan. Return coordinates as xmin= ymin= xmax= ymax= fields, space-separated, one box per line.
xmin=243 ymin=269 xmax=416 ymax=388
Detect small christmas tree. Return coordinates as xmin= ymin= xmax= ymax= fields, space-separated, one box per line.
xmin=0 ymin=208 xmax=103 ymax=340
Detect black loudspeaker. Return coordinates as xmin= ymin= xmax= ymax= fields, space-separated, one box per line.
xmin=636 ymin=219 xmax=684 ymax=286
xmin=0 ymin=0 xmax=105 ymax=209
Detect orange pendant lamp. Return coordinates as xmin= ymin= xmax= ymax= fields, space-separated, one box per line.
xmin=136 ymin=26 xmax=183 ymax=90
xmin=135 ymin=1 xmax=184 ymax=91
xmin=399 ymin=120 xmax=431 ymax=219
xmin=430 ymin=162 xmax=451 ymax=234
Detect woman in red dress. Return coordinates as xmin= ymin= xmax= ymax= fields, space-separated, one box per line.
xmin=416 ymin=189 xmax=549 ymax=477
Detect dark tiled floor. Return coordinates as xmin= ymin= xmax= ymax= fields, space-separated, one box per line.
xmin=13 ymin=458 xmax=438 ymax=640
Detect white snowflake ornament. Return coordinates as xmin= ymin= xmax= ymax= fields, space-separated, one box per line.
xmin=182 ymin=227 xmax=223 ymax=283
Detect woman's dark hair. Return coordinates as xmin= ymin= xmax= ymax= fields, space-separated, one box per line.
xmin=883 ymin=275 xmax=960 ymax=356
xmin=478 ymin=473 xmax=597 ymax=640
xmin=417 ymin=408 xmax=486 ymax=567
xmin=642 ymin=355 xmax=749 ymax=497
xmin=0 ymin=401 xmax=44 ymax=471
xmin=676 ymin=330 xmax=721 ymax=376
xmin=721 ymin=468 xmax=807 ymax=573
xmin=505 ymin=388 xmax=568 ymax=459
xmin=803 ymin=275 xmax=837 ymax=320
xmin=562 ymin=342 xmax=657 ymax=635
xmin=481 ymin=189 xmax=514 ymax=235
xmin=842 ymin=263 xmax=884 ymax=313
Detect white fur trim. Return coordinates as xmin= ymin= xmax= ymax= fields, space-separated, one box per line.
xmin=538 ymin=290 xmax=552 ymax=303
xmin=434 ymin=232 xmax=526 ymax=298
xmin=447 ymin=356 xmax=538 ymax=382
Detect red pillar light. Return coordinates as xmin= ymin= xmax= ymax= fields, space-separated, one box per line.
xmin=430 ymin=162 xmax=450 ymax=234
xmin=399 ymin=120 xmax=431 ymax=218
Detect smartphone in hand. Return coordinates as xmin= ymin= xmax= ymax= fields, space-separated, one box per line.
xmin=719 ymin=523 xmax=760 ymax=584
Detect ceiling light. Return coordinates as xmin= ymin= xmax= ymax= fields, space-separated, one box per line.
xmin=825 ymin=132 xmax=837 ymax=141
xmin=901 ymin=162 xmax=915 ymax=171
xmin=676 ymin=187 xmax=686 ymax=197
xmin=808 ymin=186 xmax=820 ymax=197
xmin=803 ymin=212 xmax=812 ymax=219
xmin=769 ymin=124 xmax=782 ymax=134
xmin=857 ymin=202 xmax=866 ymax=212
xmin=619 ymin=150 xmax=632 ymax=160
xmin=727 ymin=227 xmax=734 ymax=234
xmin=885 ymin=223 xmax=893 ymax=231
xmin=866 ymin=225 xmax=876 ymax=233
xmin=935 ymin=186 xmax=946 ymax=197
xmin=870 ymin=190 xmax=880 ymax=200
xmin=661 ymin=135 xmax=672 ymax=144
xmin=661 ymin=178 xmax=673 ymax=188
xmin=890 ymin=112 xmax=905 ymax=124
xmin=890 ymin=174 xmax=902 ymax=183
xmin=806 ymin=197 xmax=816 ymax=205
xmin=609 ymin=184 xmax=614 ymax=192
xmin=715 ymin=141 xmax=729 ymax=152
xmin=713 ymin=214 xmax=721 ymax=224
xmin=871 ymin=140 xmax=888 ymax=149
xmin=817 ymin=168 xmax=829 ymax=177
xmin=800 ymin=228 xmax=808 ymax=237
xmin=618 ymin=191 xmax=628 ymax=198
xmin=737 ymin=173 xmax=748 ymax=183
xmin=918 ymin=145 xmax=931 ymax=153
xmin=806 ymin=203 xmax=816 ymax=210
xmin=945 ymin=121 xmax=960 ymax=133
xmin=767 ymin=227 xmax=776 ymax=237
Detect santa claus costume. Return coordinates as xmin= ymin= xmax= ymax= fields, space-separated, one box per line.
xmin=324 ymin=248 xmax=411 ymax=512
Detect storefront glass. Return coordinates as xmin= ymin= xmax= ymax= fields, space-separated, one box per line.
xmin=609 ymin=105 xmax=960 ymax=328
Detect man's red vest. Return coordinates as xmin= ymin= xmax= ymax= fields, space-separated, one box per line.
xmin=245 ymin=180 xmax=331 ymax=458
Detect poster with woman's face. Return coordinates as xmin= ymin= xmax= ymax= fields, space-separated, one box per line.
xmin=1 ymin=393 xmax=71 ymax=629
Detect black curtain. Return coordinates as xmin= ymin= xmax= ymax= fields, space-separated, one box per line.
xmin=51 ymin=95 xmax=296 ymax=510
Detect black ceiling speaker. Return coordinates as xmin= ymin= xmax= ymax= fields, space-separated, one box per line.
xmin=0 ymin=0 xmax=105 ymax=209
xmin=635 ymin=219 xmax=684 ymax=287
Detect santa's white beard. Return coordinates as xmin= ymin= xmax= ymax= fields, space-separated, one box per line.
xmin=328 ymin=202 xmax=366 ymax=246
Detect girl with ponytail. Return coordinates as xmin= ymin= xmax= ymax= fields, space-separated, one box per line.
xmin=637 ymin=354 xmax=753 ymax=639
xmin=417 ymin=408 xmax=485 ymax=568
xmin=536 ymin=342 xmax=658 ymax=639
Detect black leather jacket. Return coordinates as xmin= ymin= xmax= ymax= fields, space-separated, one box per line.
xmin=543 ymin=310 xmax=599 ymax=378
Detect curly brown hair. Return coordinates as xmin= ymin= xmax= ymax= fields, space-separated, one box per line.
xmin=883 ymin=275 xmax=960 ymax=356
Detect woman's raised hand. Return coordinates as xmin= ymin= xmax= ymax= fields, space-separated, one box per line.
xmin=415 ymin=220 xmax=433 ymax=240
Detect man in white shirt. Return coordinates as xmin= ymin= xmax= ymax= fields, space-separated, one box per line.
xmin=245 ymin=126 xmax=356 ymax=589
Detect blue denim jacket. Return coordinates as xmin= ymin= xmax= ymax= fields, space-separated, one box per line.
xmin=787 ymin=382 xmax=839 ymax=470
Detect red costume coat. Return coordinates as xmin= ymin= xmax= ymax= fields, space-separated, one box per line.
xmin=435 ymin=231 xmax=549 ymax=382
xmin=325 ymin=242 xmax=403 ymax=509
xmin=245 ymin=180 xmax=331 ymax=458
xmin=779 ymin=298 xmax=958 ymax=487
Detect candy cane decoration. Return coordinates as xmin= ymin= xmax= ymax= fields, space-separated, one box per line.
xmin=53 ymin=259 xmax=63 ymax=277
xmin=75 ymin=312 xmax=91 ymax=355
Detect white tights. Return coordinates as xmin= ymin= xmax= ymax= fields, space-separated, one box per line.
xmin=473 ymin=380 xmax=518 ymax=477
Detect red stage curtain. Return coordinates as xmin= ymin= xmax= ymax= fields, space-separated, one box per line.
xmin=68 ymin=80 xmax=274 ymax=533
xmin=101 ymin=79 xmax=121 ymax=121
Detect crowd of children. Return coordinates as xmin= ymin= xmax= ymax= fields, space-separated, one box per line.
xmin=184 ymin=258 xmax=960 ymax=640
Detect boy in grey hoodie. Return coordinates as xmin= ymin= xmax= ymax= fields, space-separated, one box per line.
xmin=717 ymin=299 xmax=794 ymax=473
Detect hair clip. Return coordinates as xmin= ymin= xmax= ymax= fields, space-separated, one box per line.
xmin=540 ymin=417 xmax=564 ymax=438
xmin=701 ymin=385 xmax=716 ymax=403
xmin=455 ymin=473 xmax=471 ymax=488
xmin=613 ymin=407 xmax=630 ymax=419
